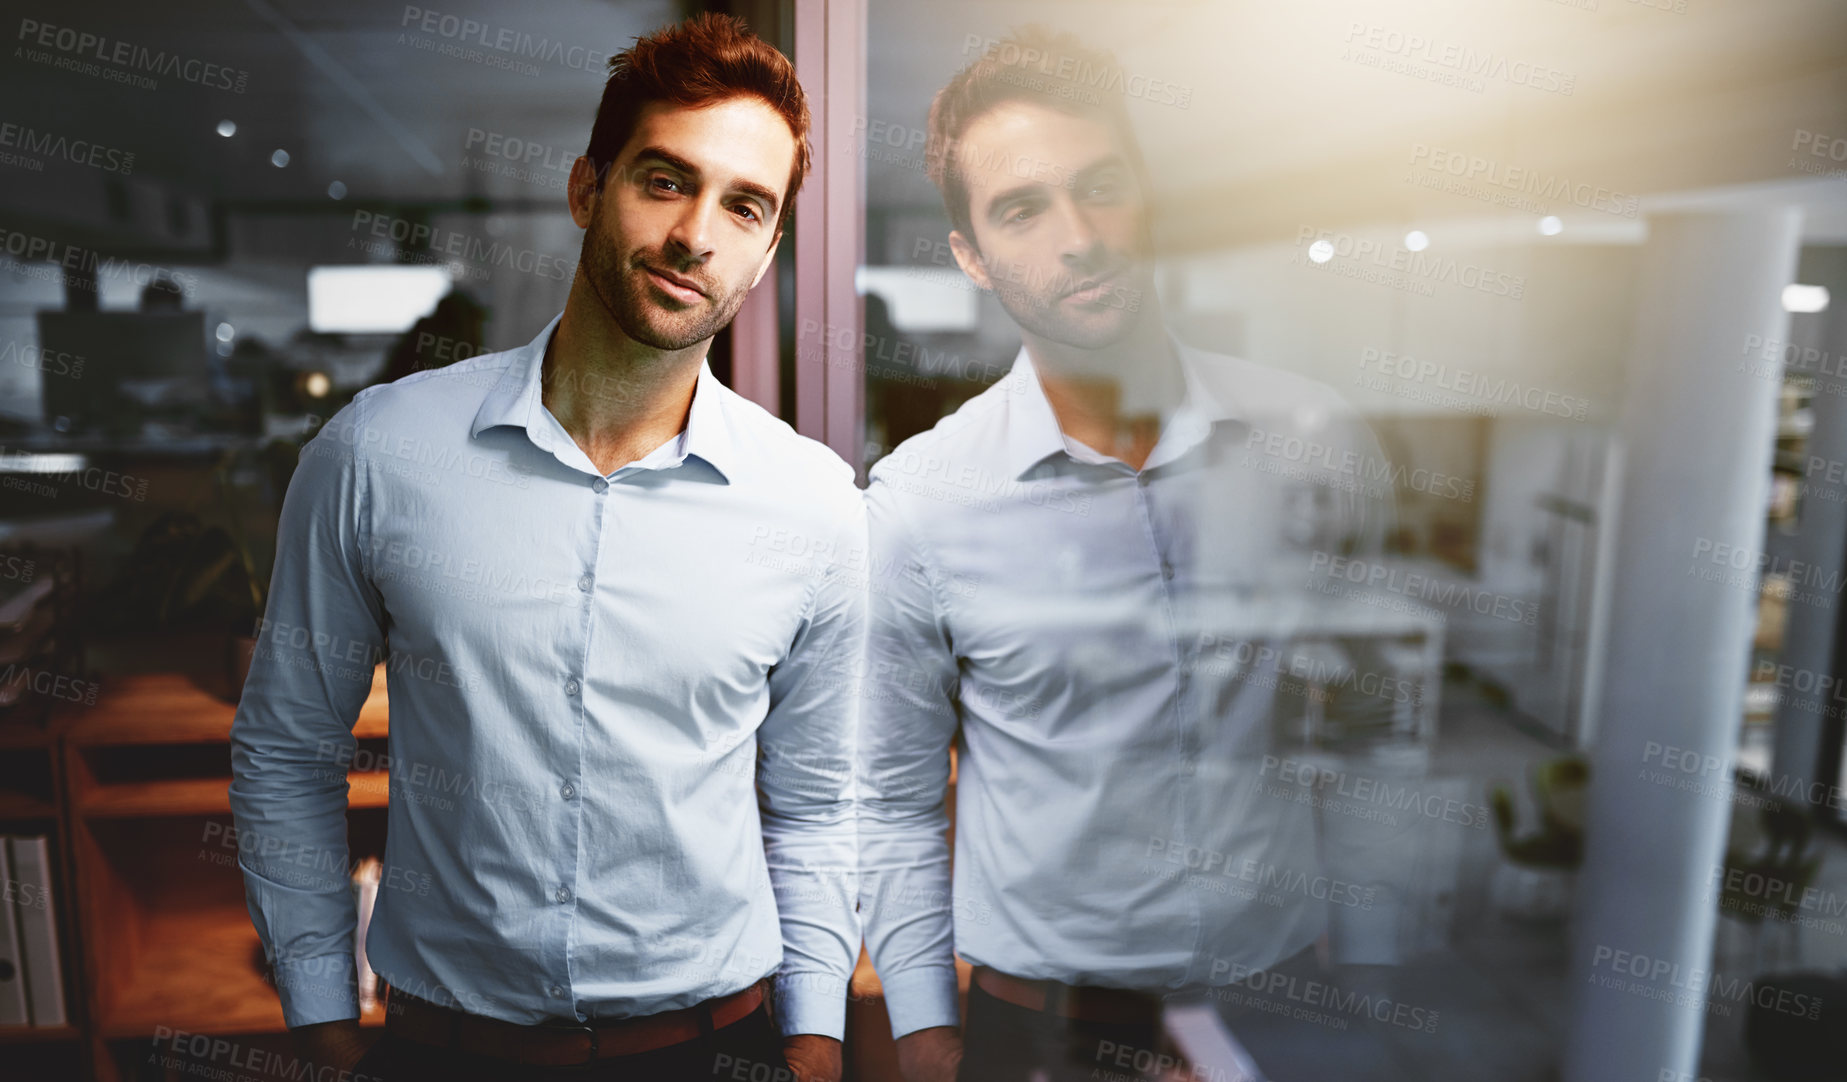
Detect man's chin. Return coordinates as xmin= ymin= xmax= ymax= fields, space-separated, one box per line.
xmin=1003 ymin=301 xmax=1140 ymax=352
xmin=616 ymin=309 xmax=715 ymax=352
xmin=604 ymin=278 xmax=718 ymax=350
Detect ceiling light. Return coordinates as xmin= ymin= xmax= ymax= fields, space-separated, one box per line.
xmin=1783 ymin=284 xmax=1830 ymax=313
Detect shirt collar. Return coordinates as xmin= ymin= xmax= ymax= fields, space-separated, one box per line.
xmin=680 ymin=362 xmax=737 ymax=481
xmin=469 ymin=311 xmax=552 ymax=441
xmin=470 ymin=311 xmax=735 ymax=482
xmin=1002 ymin=333 xmax=1240 ymax=479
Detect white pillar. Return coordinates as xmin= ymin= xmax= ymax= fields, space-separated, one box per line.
xmin=1563 ymin=210 xmax=1801 ymax=1082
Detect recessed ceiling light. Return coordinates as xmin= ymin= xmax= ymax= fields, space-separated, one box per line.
xmin=1538 ymin=216 xmax=1563 ymax=236
xmin=327 ymin=180 xmax=347 ymax=200
xmin=216 ymin=120 xmax=237 ymax=138
xmin=1308 ymin=239 xmax=1334 ymax=264
xmin=271 ymin=149 xmax=290 ymax=168
xmin=1783 ymin=284 xmax=1830 ymax=313
xmin=1404 ymin=230 xmax=1430 ymax=252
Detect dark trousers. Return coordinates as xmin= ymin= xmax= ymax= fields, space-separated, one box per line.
xmin=350 ymin=1002 xmax=793 ymax=1082
xmin=955 ymin=982 xmax=1171 ymax=1082
xmin=955 ymin=946 xmax=1324 ymax=1082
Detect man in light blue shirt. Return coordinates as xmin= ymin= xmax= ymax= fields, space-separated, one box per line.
xmin=859 ymin=29 xmax=1400 ymax=1082
xmin=230 ymin=15 xmax=859 ymax=1082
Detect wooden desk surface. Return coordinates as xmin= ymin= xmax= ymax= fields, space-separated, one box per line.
xmin=62 ymin=667 xmax=389 ymax=747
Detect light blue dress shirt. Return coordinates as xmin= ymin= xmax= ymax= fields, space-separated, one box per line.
xmin=229 ymin=312 xmax=864 ymax=1039
xmin=858 ymin=340 xmax=1397 ymax=1037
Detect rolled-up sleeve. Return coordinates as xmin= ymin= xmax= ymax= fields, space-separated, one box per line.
xmin=758 ymin=490 xmax=867 ymax=1040
xmin=229 ymin=394 xmax=386 ymax=1029
xmin=857 ymin=479 xmax=961 ymax=1039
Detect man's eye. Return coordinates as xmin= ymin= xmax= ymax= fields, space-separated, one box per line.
xmin=1005 ymin=205 xmax=1040 ymax=224
xmin=733 ymin=204 xmax=760 ymax=222
xmin=650 ymin=176 xmax=682 ymax=193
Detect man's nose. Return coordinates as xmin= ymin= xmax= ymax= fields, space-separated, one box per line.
xmin=664 ymin=197 xmax=718 ymax=263
xmin=1052 ymin=198 xmax=1103 ymax=265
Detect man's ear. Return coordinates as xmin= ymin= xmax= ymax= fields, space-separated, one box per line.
xmin=567 ymin=156 xmax=603 ymax=229
xmin=948 ymin=230 xmax=991 ymax=292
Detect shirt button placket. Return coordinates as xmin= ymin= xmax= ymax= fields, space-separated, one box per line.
xmin=548 ymin=472 xmax=602 ymax=1023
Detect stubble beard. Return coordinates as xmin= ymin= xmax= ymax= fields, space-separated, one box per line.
xmin=991 ymin=264 xmax=1151 ymax=355
xmin=581 ymin=217 xmax=752 ymax=353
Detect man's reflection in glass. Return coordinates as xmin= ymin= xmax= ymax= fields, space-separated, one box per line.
xmin=858 ymin=27 xmax=1412 ymax=1082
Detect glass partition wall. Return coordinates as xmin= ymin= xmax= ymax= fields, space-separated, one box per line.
xmin=844 ymin=3 xmax=1847 ymax=1082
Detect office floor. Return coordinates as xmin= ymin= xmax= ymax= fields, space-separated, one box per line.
xmin=1223 ymin=680 xmax=1847 ymax=1082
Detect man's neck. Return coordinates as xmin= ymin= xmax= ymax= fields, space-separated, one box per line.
xmin=543 ymin=279 xmax=708 ymax=476
xmin=1024 ymin=306 xmax=1181 ymax=472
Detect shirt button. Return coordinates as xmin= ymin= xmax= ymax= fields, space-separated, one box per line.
xmin=1161 ymin=563 xmax=1176 ymax=581
xmin=561 ymin=782 xmax=576 ymax=799
xmin=564 ymin=678 xmax=580 ymax=696
xmin=1180 ymin=758 xmax=1198 ymax=777
xmin=577 ymin=574 xmax=593 ymax=592
xmin=1137 ymin=473 xmax=1152 ymax=487
xmin=592 ymin=478 xmax=609 ymax=493
xmin=555 ymin=886 xmax=571 ymax=903
xmin=549 ymin=984 xmax=565 ymax=998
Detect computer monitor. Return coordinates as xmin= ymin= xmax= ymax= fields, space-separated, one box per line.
xmin=34 ymin=311 xmax=208 ymax=432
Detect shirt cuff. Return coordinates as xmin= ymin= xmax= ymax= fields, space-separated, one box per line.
xmin=880 ymin=966 xmax=962 ymax=1039
xmin=273 ymin=953 xmax=361 ymax=1029
xmin=773 ymin=972 xmax=847 ymax=1041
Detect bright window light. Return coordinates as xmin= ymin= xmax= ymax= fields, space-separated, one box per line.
xmin=308 ymin=265 xmax=453 ymax=334
xmin=1783 ymin=284 xmax=1830 ymax=313
xmin=0 ymin=452 xmax=86 ymax=475
xmin=855 ymin=267 xmax=980 ymax=332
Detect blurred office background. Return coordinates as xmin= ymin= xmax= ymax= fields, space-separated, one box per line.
xmin=0 ymin=0 xmax=1845 ymax=1080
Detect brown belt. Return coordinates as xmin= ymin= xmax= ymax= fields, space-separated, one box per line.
xmin=972 ymin=967 xmax=1162 ymax=1025
xmin=383 ymin=979 xmax=766 ymax=1066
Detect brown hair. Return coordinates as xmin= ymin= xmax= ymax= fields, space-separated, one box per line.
xmin=924 ymin=26 xmax=1144 ymax=245
xmin=585 ymin=13 xmax=810 ymax=234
